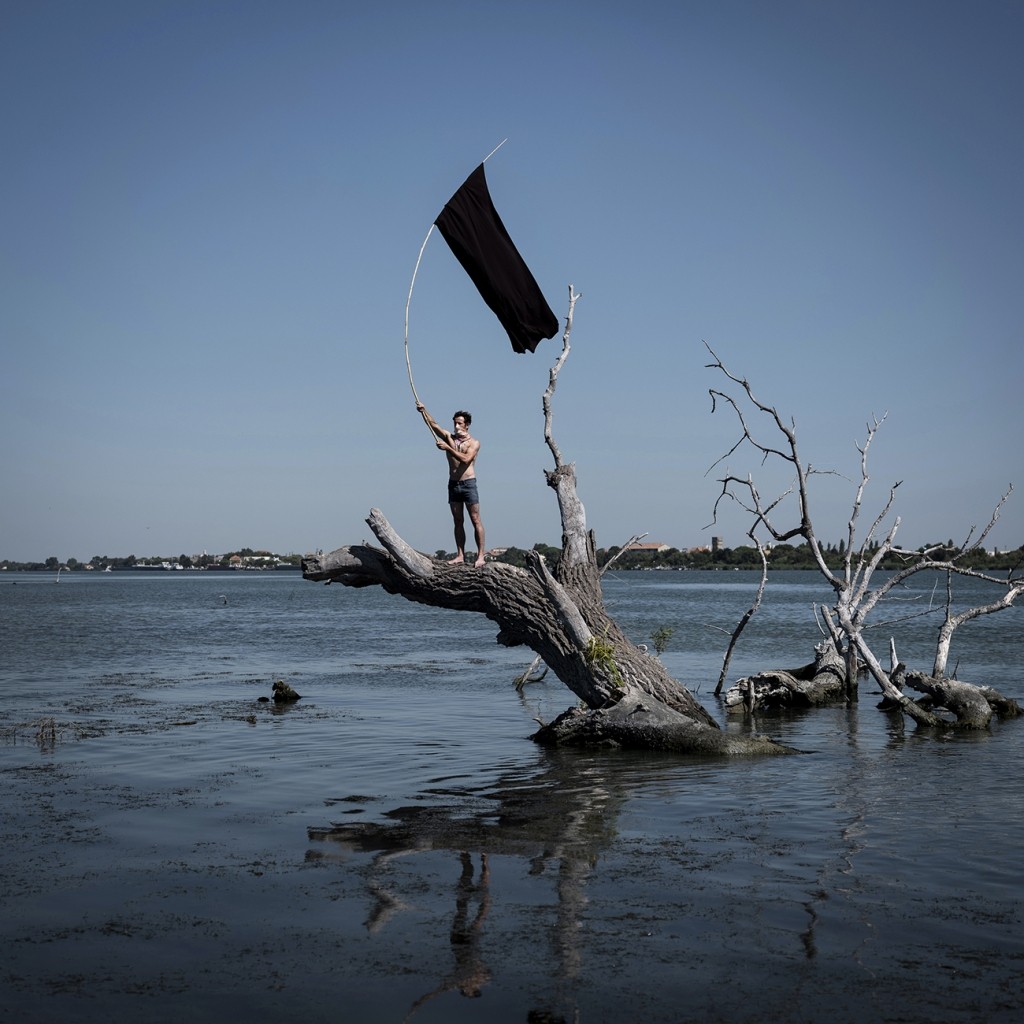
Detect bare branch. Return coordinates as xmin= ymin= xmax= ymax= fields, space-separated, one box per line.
xmin=932 ymin=574 xmax=1024 ymax=677
xmin=542 ymin=285 xmax=580 ymax=470
xmin=714 ymin=540 xmax=769 ymax=695
xmin=367 ymin=508 xmax=434 ymax=577
xmin=600 ymin=533 xmax=648 ymax=576
xmin=705 ymin=387 xmax=794 ymax=471
xmin=956 ymin=484 xmax=1014 ymax=561
xmin=845 ymin=415 xmax=886 ymax=558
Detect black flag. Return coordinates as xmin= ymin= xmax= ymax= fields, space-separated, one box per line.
xmin=434 ymin=164 xmax=558 ymax=354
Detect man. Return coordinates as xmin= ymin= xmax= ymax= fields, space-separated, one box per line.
xmin=417 ymin=402 xmax=486 ymax=567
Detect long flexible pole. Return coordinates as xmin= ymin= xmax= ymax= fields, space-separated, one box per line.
xmin=403 ymin=139 xmax=508 ymax=426
xmin=404 ymin=224 xmax=434 ymax=408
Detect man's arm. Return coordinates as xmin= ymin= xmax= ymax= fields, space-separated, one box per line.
xmin=439 ymin=437 xmax=480 ymax=465
xmin=416 ymin=402 xmax=451 ymax=443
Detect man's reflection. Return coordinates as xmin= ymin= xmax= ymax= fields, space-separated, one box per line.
xmin=406 ymin=851 xmax=492 ymax=1016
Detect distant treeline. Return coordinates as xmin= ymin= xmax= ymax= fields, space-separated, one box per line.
xmin=6 ymin=542 xmax=1022 ymax=575
xmin=1 ymin=550 xmax=304 ymax=572
xmin=492 ymin=541 xmax=1024 ymax=573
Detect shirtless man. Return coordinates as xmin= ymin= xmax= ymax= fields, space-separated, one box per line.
xmin=417 ymin=403 xmax=486 ymax=567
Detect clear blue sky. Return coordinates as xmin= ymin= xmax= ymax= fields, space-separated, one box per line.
xmin=3 ymin=0 xmax=1021 ymax=563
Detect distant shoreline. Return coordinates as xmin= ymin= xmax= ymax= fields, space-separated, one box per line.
xmin=2 ymin=564 xmax=302 ymax=574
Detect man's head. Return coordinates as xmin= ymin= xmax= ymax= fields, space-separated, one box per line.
xmin=453 ymin=410 xmax=472 ymax=435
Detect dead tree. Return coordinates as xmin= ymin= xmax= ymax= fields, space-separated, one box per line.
xmin=723 ymin=639 xmax=847 ymax=712
xmin=706 ymin=344 xmax=1021 ymax=731
xmin=303 ymin=291 xmax=793 ymax=756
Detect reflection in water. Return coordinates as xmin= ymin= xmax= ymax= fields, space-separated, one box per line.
xmin=306 ymin=733 xmax=887 ymax=1015
xmin=308 ymin=750 xmax=625 ymax=1017
xmin=405 ymin=852 xmax=492 ymax=1016
xmin=307 ymin=696 xmax=1024 ymax=1022
xmin=799 ymin=704 xmax=863 ymax=961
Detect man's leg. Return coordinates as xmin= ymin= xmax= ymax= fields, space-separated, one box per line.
xmin=467 ymin=503 xmax=485 ymax=567
xmin=449 ymin=502 xmax=467 ymax=563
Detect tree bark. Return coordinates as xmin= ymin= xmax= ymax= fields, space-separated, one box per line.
xmin=900 ymin=670 xmax=1022 ymax=730
xmin=722 ymin=640 xmax=848 ymax=713
xmin=532 ymin=691 xmax=793 ymax=754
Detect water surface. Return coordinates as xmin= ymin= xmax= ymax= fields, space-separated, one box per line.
xmin=2 ymin=570 xmax=1021 ymax=1023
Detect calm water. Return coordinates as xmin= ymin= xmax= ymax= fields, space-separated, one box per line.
xmin=1 ymin=569 xmax=1022 ymax=1023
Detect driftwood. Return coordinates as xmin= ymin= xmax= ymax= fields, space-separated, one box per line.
xmin=875 ymin=666 xmax=1022 ymax=730
xmin=723 ymin=640 xmax=848 ymax=713
xmin=706 ymin=345 xmax=1022 ymax=733
xmin=533 ymin=690 xmax=792 ymax=754
xmin=723 ymin=638 xmax=1020 ymax=730
xmin=303 ymin=510 xmax=795 ymax=755
xmin=305 ymin=288 xmax=796 ymax=756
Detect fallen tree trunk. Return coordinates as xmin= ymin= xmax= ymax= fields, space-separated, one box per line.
xmin=898 ymin=670 xmax=1022 ymax=730
xmin=303 ymin=510 xmax=714 ymax=722
xmin=722 ymin=640 xmax=848 ymax=713
xmin=303 ymin=514 xmax=796 ymax=755
xmin=717 ymin=635 xmax=1021 ymax=734
xmin=304 ymin=508 xmax=800 ymax=754
xmin=304 ymin=289 xmax=798 ymax=755
xmin=858 ymin=637 xmax=1022 ymax=730
xmin=533 ymin=691 xmax=793 ymax=754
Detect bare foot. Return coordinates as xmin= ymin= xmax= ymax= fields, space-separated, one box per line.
xmin=474 ymin=555 xmax=486 ymax=568
xmin=448 ymin=556 xmax=465 ymax=565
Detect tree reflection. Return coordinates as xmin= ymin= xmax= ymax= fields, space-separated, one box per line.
xmin=306 ymin=748 xmax=626 ymax=1014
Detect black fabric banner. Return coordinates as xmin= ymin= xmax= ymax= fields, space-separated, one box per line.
xmin=434 ymin=164 xmax=558 ymax=354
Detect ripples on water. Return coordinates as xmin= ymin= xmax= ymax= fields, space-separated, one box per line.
xmin=1 ymin=570 xmax=1022 ymax=1023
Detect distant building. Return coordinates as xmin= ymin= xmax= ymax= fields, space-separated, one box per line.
xmin=625 ymin=542 xmax=670 ymax=553
xmin=711 ymin=536 xmax=723 ymax=552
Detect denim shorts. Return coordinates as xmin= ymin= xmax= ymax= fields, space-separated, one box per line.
xmin=447 ymin=477 xmax=480 ymax=506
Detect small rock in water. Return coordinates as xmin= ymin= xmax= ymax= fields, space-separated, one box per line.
xmin=272 ymin=680 xmax=301 ymax=703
